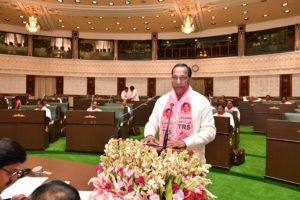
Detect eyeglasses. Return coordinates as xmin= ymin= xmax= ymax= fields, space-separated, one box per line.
xmin=171 ymin=76 xmax=188 ymax=81
xmin=1 ymin=167 xmax=20 ymax=179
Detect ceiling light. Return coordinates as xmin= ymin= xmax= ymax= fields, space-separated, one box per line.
xmin=91 ymin=27 xmax=95 ymax=30
xmin=194 ymin=39 xmax=198 ymax=42
xmin=160 ymin=26 xmax=164 ymax=29
xmin=228 ymin=20 xmax=232 ymax=23
xmin=127 ymin=16 xmax=131 ymax=19
xmin=61 ymin=25 xmax=64 ymax=28
xmin=263 ymin=14 xmax=268 ymax=17
xmin=243 ymin=11 xmax=248 ymax=14
xmin=223 ymin=7 xmax=228 ymax=10
xmin=125 ymin=1 xmax=131 ymax=5
xmin=242 ymin=3 xmax=247 ymax=6
xmin=116 ymin=22 xmax=120 ymax=25
xmin=244 ymin=17 xmax=249 ymax=20
xmin=146 ymin=27 xmax=150 ymax=30
xmin=19 ymin=15 xmax=24 ymax=19
xmin=87 ymin=21 xmax=92 ymax=24
xmin=173 ymin=20 xmax=177 ymax=23
xmin=141 ymin=16 xmax=145 ymax=19
xmin=211 ymin=16 xmax=216 ymax=19
xmin=105 ymin=28 xmax=109 ymax=31
xmin=25 ymin=16 xmax=40 ymax=33
xmin=109 ymin=2 xmax=114 ymax=6
xmin=57 ymin=0 xmax=63 ymax=2
xmin=181 ymin=15 xmax=195 ymax=34
xmin=171 ymin=13 xmax=175 ymax=17
xmin=119 ymin=27 xmax=123 ymax=30
xmin=156 ymin=14 xmax=160 ymax=18
xmin=207 ymin=9 xmax=211 ymax=13
xmin=284 ymin=9 xmax=290 ymax=13
xmin=144 ymin=21 xmax=149 ymax=25
xmin=282 ymin=3 xmax=288 ymax=7
xmin=92 ymin=1 xmax=97 ymax=4
xmin=58 ymin=19 xmax=63 ymax=22
xmin=23 ymin=21 xmax=27 ymax=24
xmin=99 ymin=16 xmax=103 ymax=19
xmin=158 ymin=0 xmax=164 ymax=2
xmin=133 ymin=27 xmax=137 ymax=30
xmin=76 ymin=26 xmax=80 ymax=29
xmin=4 ymin=18 xmax=9 ymax=22
xmin=74 ymin=0 xmax=80 ymax=3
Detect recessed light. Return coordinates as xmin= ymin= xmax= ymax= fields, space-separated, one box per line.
xmin=244 ymin=17 xmax=249 ymax=20
xmin=194 ymin=39 xmax=198 ymax=42
xmin=228 ymin=20 xmax=232 ymax=23
xmin=133 ymin=27 xmax=137 ymax=30
xmin=160 ymin=26 xmax=164 ymax=29
xmin=172 ymin=20 xmax=177 ymax=23
xmin=92 ymin=1 xmax=97 ymax=4
xmin=243 ymin=11 xmax=248 ymax=14
xmin=119 ymin=27 xmax=123 ymax=30
xmin=171 ymin=13 xmax=175 ymax=17
xmin=211 ymin=22 xmax=216 ymax=25
xmin=141 ymin=16 xmax=145 ymax=19
xmin=127 ymin=16 xmax=131 ymax=19
xmin=87 ymin=21 xmax=92 ymax=24
xmin=284 ymin=9 xmax=290 ymax=13
xmin=282 ymin=3 xmax=288 ymax=7
xmin=76 ymin=26 xmax=80 ymax=29
xmin=74 ymin=0 xmax=80 ymax=3
xmin=223 ymin=6 xmax=228 ymax=10
xmin=105 ymin=28 xmax=109 ymax=31
xmin=58 ymin=19 xmax=63 ymax=22
xmin=19 ymin=15 xmax=24 ymax=19
xmin=144 ymin=21 xmax=149 ymax=25
xmin=146 ymin=27 xmax=150 ymax=30
xmin=211 ymin=16 xmax=216 ymax=19
xmin=228 ymin=36 xmax=232 ymax=39
xmin=109 ymin=2 xmax=114 ymax=6
xmin=207 ymin=9 xmax=211 ymax=13
xmin=116 ymin=22 xmax=120 ymax=25
xmin=156 ymin=14 xmax=160 ymax=18
xmin=125 ymin=1 xmax=131 ymax=5
xmin=61 ymin=25 xmax=65 ymax=28
xmin=263 ymin=14 xmax=268 ymax=17
xmin=23 ymin=21 xmax=27 ymax=24
xmin=158 ymin=0 xmax=164 ymax=2
xmin=57 ymin=0 xmax=63 ymax=3
xmin=91 ymin=27 xmax=95 ymax=30
xmin=99 ymin=16 xmax=103 ymax=19
xmin=242 ymin=3 xmax=247 ymax=6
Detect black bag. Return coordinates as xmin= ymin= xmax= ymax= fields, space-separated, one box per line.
xmin=232 ymin=148 xmax=245 ymax=165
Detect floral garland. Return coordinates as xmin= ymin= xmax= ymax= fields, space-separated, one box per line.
xmin=89 ymin=139 xmax=215 ymax=200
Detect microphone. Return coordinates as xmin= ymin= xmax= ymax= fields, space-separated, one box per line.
xmin=17 ymin=166 xmax=52 ymax=178
xmin=160 ymin=103 xmax=174 ymax=153
xmin=114 ymin=96 xmax=158 ymax=138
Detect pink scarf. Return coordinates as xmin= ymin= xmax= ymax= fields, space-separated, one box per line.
xmin=159 ymin=87 xmax=194 ymax=144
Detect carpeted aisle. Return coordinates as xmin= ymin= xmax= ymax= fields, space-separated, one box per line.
xmin=27 ymin=125 xmax=300 ymax=199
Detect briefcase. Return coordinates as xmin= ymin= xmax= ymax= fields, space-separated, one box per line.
xmin=232 ymin=148 xmax=245 ymax=165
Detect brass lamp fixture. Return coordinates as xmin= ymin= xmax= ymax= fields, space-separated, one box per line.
xmin=25 ymin=16 xmax=40 ymax=33
xmin=181 ymin=15 xmax=195 ymax=34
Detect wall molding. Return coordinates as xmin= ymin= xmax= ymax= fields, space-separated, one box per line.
xmin=0 ymin=51 xmax=299 ymax=78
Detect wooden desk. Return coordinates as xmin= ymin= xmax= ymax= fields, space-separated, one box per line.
xmin=205 ymin=116 xmax=233 ymax=169
xmin=239 ymin=101 xmax=255 ymax=126
xmin=131 ymin=100 xmax=156 ymax=125
xmin=253 ymin=104 xmax=296 ymax=133
xmin=21 ymin=156 xmax=96 ymax=190
xmin=66 ymin=111 xmax=115 ymax=152
xmin=265 ymin=119 xmax=300 ymax=185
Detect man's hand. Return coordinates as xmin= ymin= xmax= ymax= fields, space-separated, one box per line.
xmin=11 ymin=194 xmax=27 ymax=200
xmin=168 ymin=140 xmax=186 ymax=149
xmin=141 ymin=135 xmax=159 ymax=144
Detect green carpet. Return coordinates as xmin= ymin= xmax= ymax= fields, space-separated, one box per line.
xmin=27 ymin=125 xmax=300 ymax=199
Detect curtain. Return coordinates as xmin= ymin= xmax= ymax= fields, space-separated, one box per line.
xmin=34 ymin=76 xmax=56 ymax=99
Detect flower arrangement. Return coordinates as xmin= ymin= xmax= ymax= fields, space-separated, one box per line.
xmin=89 ymin=139 xmax=215 ymax=200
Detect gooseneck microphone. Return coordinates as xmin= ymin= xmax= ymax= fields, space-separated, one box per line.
xmin=161 ymin=103 xmax=174 ymax=153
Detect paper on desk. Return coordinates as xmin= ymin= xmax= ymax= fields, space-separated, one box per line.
xmin=1 ymin=177 xmax=48 ymax=199
xmin=79 ymin=191 xmax=92 ymax=200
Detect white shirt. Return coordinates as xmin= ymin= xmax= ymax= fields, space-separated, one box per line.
xmin=225 ymin=107 xmax=240 ymax=121
xmin=214 ymin=112 xmax=235 ymax=128
xmin=86 ymin=107 xmax=102 ymax=112
xmin=36 ymin=106 xmax=52 ymax=120
xmin=130 ymin=89 xmax=140 ymax=101
xmin=144 ymin=86 xmax=216 ymax=163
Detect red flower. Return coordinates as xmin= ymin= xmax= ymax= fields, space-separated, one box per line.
xmin=127 ymin=184 xmax=134 ymax=192
xmin=95 ymin=163 xmax=103 ymax=172
xmin=172 ymin=183 xmax=179 ymax=192
xmin=135 ymin=176 xmax=144 ymax=184
xmin=105 ymin=183 xmax=111 ymax=190
xmin=116 ymin=167 xmax=123 ymax=174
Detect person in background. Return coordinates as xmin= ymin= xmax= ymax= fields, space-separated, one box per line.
xmin=243 ymin=96 xmax=262 ymax=102
xmin=214 ymin=104 xmax=235 ymax=129
xmin=35 ymin=100 xmax=52 ymax=121
xmin=129 ymin=86 xmax=140 ymax=101
xmin=29 ymin=180 xmax=80 ymax=200
xmin=87 ymin=100 xmax=102 ymax=112
xmin=263 ymin=95 xmax=272 ymax=102
xmin=52 ymin=94 xmax=62 ymax=103
xmin=280 ymin=96 xmax=292 ymax=104
xmin=14 ymin=96 xmax=22 ymax=110
xmin=225 ymin=100 xmax=240 ymax=121
xmin=142 ymin=63 xmax=216 ymax=163
xmin=0 ymin=138 xmax=27 ymax=200
xmin=121 ymin=87 xmax=131 ymax=100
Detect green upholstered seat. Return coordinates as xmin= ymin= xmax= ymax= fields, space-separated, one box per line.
xmin=20 ymin=105 xmax=36 ymax=110
xmin=99 ymin=105 xmax=125 ymax=123
xmin=283 ymin=113 xmax=300 ymax=122
xmin=49 ymin=102 xmax=69 ymax=115
xmin=294 ymin=109 xmax=300 ymax=113
xmin=21 ymin=105 xmax=58 ymax=120
xmin=104 ymin=103 xmax=133 ymax=110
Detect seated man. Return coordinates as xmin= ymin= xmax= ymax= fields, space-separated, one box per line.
xmin=214 ymin=104 xmax=235 ymax=129
xmin=0 ymin=138 xmax=27 ymax=200
xmin=121 ymin=87 xmax=131 ymax=100
xmin=280 ymin=96 xmax=292 ymax=104
xmin=87 ymin=100 xmax=102 ymax=112
xmin=263 ymin=95 xmax=272 ymax=102
xmin=29 ymin=180 xmax=80 ymax=200
xmin=243 ymin=96 xmax=262 ymax=102
xmin=52 ymin=94 xmax=62 ymax=103
xmin=225 ymin=100 xmax=240 ymax=121
xmin=35 ymin=100 xmax=52 ymax=121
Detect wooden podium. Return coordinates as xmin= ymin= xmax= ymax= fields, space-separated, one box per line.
xmin=65 ymin=111 xmax=115 ymax=152
xmin=265 ymin=119 xmax=300 ymax=185
xmin=0 ymin=110 xmax=49 ymax=150
xmin=206 ymin=116 xmax=233 ymax=169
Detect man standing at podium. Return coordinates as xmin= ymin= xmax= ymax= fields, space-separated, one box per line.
xmin=143 ymin=63 xmax=216 ymax=163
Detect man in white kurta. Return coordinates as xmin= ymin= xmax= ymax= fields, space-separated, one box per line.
xmin=143 ymin=64 xmax=216 ymax=163
xmin=225 ymin=100 xmax=240 ymax=121
xmin=214 ymin=104 xmax=235 ymax=128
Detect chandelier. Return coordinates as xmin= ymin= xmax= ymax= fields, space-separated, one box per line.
xmin=25 ymin=16 xmax=40 ymax=33
xmin=181 ymin=15 xmax=195 ymax=34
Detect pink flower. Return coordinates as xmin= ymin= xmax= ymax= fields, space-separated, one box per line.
xmin=127 ymin=184 xmax=134 ymax=192
xmin=149 ymin=194 xmax=160 ymax=200
xmin=125 ymin=168 xmax=135 ymax=177
xmin=105 ymin=183 xmax=111 ymax=190
xmin=95 ymin=163 xmax=104 ymax=172
xmin=135 ymin=176 xmax=144 ymax=184
xmin=172 ymin=183 xmax=179 ymax=192
xmin=116 ymin=167 xmax=123 ymax=174
xmin=173 ymin=190 xmax=184 ymax=200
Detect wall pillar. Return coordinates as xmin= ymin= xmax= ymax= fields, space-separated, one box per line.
xmin=238 ymin=24 xmax=246 ymax=57
xmin=72 ymin=31 xmax=79 ymax=59
xmin=151 ymin=32 xmax=158 ymax=60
